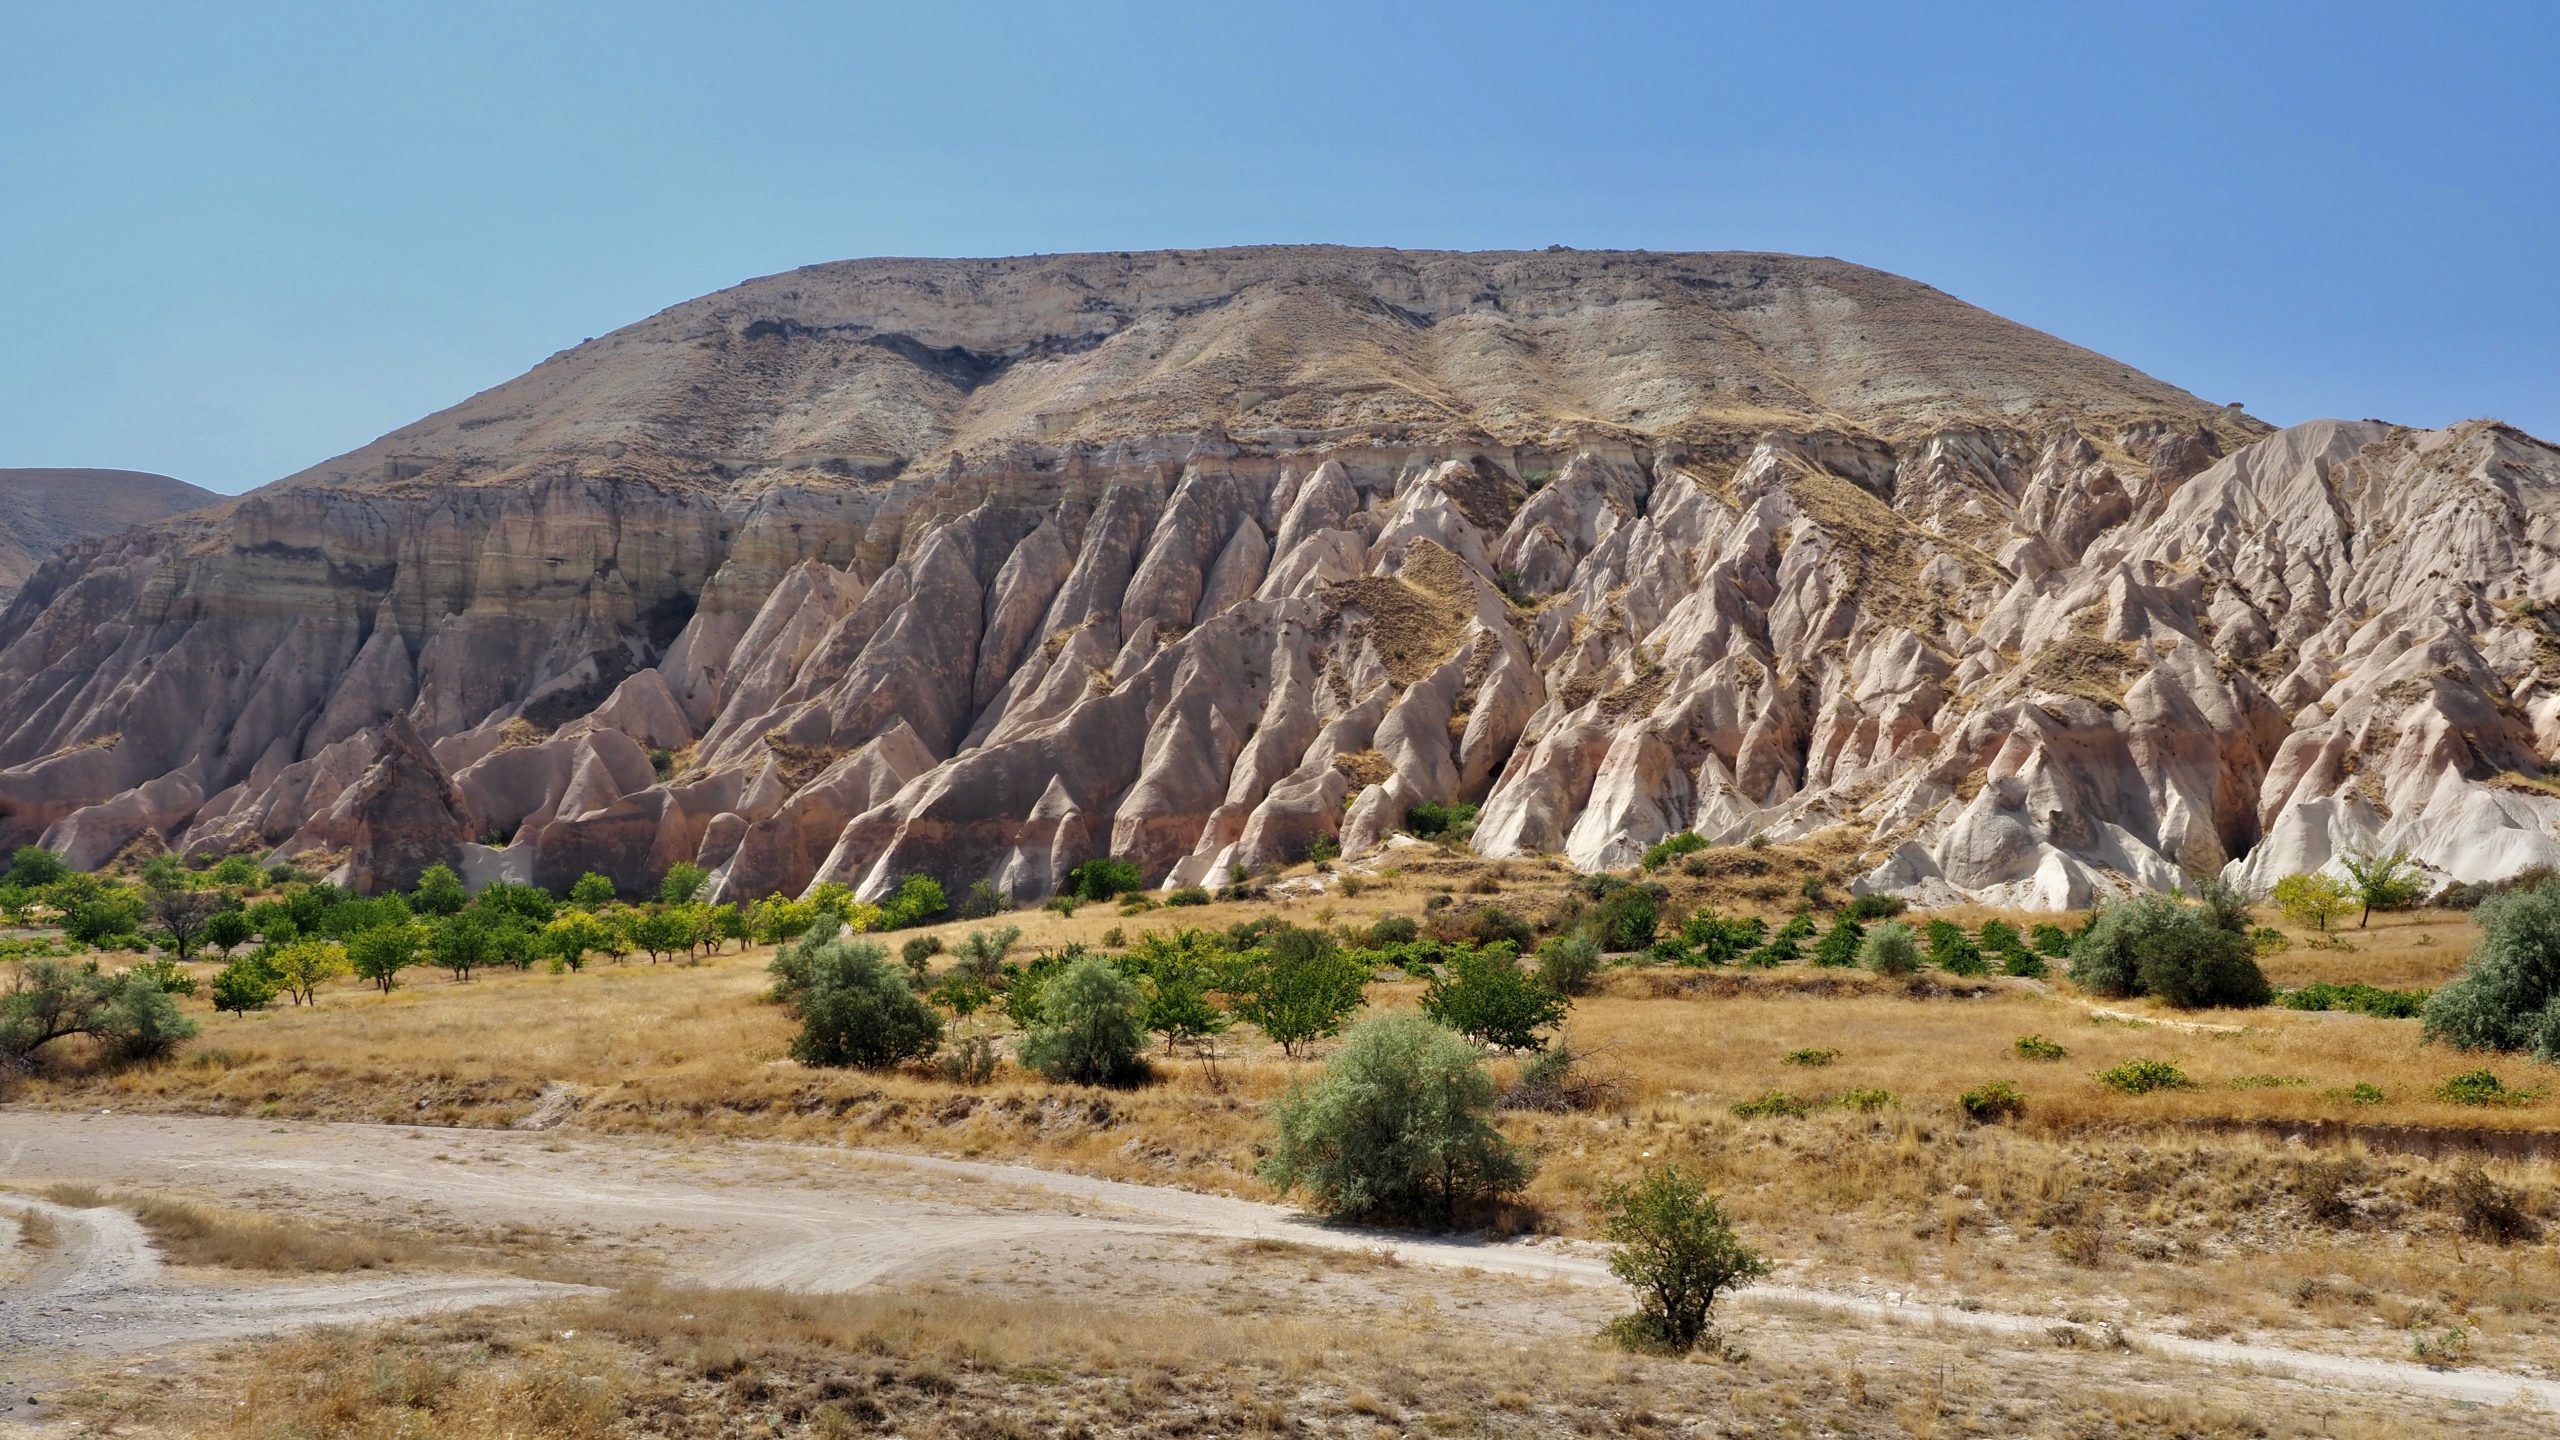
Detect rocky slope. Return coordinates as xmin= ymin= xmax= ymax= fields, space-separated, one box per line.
xmin=0 ymin=468 xmax=214 ymax=600
xmin=0 ymin=246 xmax=2552 ymax=906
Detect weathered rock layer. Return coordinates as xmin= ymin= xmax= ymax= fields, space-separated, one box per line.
xmin=1 ymin=247 xmax=2552 ymax=905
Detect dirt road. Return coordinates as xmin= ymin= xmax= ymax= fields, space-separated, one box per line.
xmin=4 ymin=1108 xmax=2554 ymax=1413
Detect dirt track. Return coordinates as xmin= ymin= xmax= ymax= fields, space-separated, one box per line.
xmin=4 ymin=1108 xmax=2555 ymax=1413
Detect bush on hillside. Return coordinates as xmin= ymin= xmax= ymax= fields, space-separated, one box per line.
xmin=1016 ymin=953 xmax=1151 ymax=1086
xmin=2070 ymin=891 xmax=2270 ymax=1009
xmin=1599 ymin=1165 xmax=1770 ymax=1354
xmin=770 ymin=935 xmax=941 ymax=1069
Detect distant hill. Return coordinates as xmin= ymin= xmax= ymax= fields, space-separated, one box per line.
xmin=0 ymin=468 xmax=216 ymax=598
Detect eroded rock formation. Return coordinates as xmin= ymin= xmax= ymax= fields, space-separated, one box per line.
xmin=0 ymin=247 xmax=2553 ymax=905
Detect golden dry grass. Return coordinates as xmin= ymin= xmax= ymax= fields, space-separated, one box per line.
xmin=53 ymin=1269 xmax=2544 ymax=1440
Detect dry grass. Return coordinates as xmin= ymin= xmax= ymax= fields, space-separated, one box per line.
xmin=25 ymin=1181 xmax=567 ymax=1276
xmin=53 ymin=1271 xmax=2544 ymax=1440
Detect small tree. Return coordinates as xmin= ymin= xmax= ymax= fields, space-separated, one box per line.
xmin=1260 ymin=1012 xmax=1530 ymax=1228
xmin=568 ymin=872 xmax=618 ymax=908
xmin=658 ymin=862 xmax=711 ymax=907
xmin=1063 ymin=857 xmax=1146 ymax=902
xmin=209 ymin=952 xmax=282 ymax=1014
xmin=1860 ymin=921 xmax=1921 ymax=976
xmin=882 ymin=875 xmax=947 ymax=929
xmin=626 ymin=908 xmax=693 ymax=964
xmin=200 ymin=908 xmax=254 ymax=958
xmin=411 ymin=864 xmax=468 ymax=916
xmin=2338 ymin=849 xmax=2427 ymax=927
xmin=2272 ymin=871 xmax=2353 ymax=933
xmin=267 ymin=940 xmax=350 ymax=1005
xmin=2423 ymin=879 xmax=2560 ymax=1060
xmin=1233 ymin=927 xmax=1371 ymax=1057
xmin=1 ymin=960 xmax=198 ymax=1065
xmin=1421 ymin=947 xmax=1567 ymax=1051
xmin=773 ymin=937 xmax=943 ymax=1069
xmin=539 ymin=911 xmax=609 ymax=974
xmin=346 ymin=923 xmax=423 ymax=993
xmin=5 ymin=845 xmax=69 ymax=889
xmin=149 ymin=887 xmax=235 ymax=963
xmin=1017 ymin=954 xmax=1151 ymax=1086
xmin=956 ymin=924 xmax=1022 ymax=982
xmin=428 ymin=911 xmax=494 ymax=981
xmin=1145 ymin=962 xmax=1231 ymax=1061
xmin=1599 ymin=1165 xmax=1770 ymax=1354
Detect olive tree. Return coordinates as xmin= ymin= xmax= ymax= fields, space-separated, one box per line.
xmin=1017 ymin=953 xmax=1151 ymax=1086
xmin=2423 ymin=879 xmax=2560 ymax=1060
xmin=770 ymin=935 xmax=942 ymax=1069
xmin=1260 ymin=1012 xmax=1530 ymax=1228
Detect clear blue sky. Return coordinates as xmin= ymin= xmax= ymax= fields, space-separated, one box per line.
xmin=6 ymin=1 xmax=2555 ymax=494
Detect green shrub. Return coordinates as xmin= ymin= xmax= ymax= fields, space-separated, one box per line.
xmin=1842 ymin=893 xmax=1905 ymax=921
xmin=2282 ymin=981 xmax=2430 ymax=1019
xmin=774 ymin=937 xmax=943 ymax=1070
xmin=1807 ymin=915 xmax=1863 ymax=969
xmin=1423 ymin=946 xmax=1567 ymax=1051
xmin=2422 ymin=880 xmax=2560 ymax=1059
xmin=657 ymin=862 xmax=710 ymax=907
xmin=2030 ymin=923 xmax=2074 ymax=957
xmin=1165 ymin=886 xmax=1211 ymax=907
xmin=1017 ymin=954 xmax=1151 ymax=1086
xmin=1958 ymin=1080 xmax=2026 ymax=1123
xmin=1598 ymin=1166 xmax=1769 ymax=1354
xmin=1534 ymin=931 xmax=1602 ymax=997
xmin=1639 ymin=831 xmax=1709 ymax=871
xmin=1589 ymin=883 xmax=1663 ymax=952
xmin=1 ymin=959 xmax=198 ymax=1065
xmin=2332 ymin=1081 xmax=2387 ymax=1106
xmin=5 ymin=845 xmax=69 ymax=889
xmin=2435 ymin=1068 xmax=2538 ymax=1107
xmin=2013 ymin=1034 xmax=2068 ymax=1060
xmin=881 ymin=875 xmax=947 ymax=929
xmin=1679 ymin=911 xmax=1764 ymax=966
xmin=2094 ymin=1058 xmax=2193 ymax=1094
xmin=1857 ymin=920 xmax=1917 ymax=976
xmin=1835 ymin=1087 xmax=1896 ymax=1112
xmin=1729 ymin=1091 xmax=1811 ymax=1120
xmin=1261 ymin=1012 xmax=1529 ymax=1227
xmin=1407 ymin=802 xmax=1481 ymax=840
xmin=1783 ymin=1047 xmax=1838 ymax=1067
xmin=2071 ymin=892 xmax=2269 ymax=1008
xmin=2000 ymin=948 xmax=2049 ymax=979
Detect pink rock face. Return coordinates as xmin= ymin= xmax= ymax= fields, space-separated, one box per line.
xmin=0 ymin=248 xmax=2554 ymax=906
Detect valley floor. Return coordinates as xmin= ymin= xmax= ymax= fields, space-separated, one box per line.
xmin=3 ymin=1109 xmax=2554 ymax=1439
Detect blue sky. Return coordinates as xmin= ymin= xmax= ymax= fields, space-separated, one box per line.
xmin=5 ymin=1 xmax=2555 ymax=493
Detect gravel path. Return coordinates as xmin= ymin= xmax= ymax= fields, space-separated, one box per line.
xmin=3 ymin=1107 xmax=2553 ymax=1412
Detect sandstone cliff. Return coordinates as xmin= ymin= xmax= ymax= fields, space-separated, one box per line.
xmin=1 ymin=246 xmax=2551 ymax=906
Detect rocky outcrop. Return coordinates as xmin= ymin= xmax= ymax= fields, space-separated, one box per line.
xmin=0 ymin=247 xmax=2551 ymax=906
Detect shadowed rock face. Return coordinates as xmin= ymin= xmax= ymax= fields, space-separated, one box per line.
xmin=0 ymin=246 xmax=2553 ymax=905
